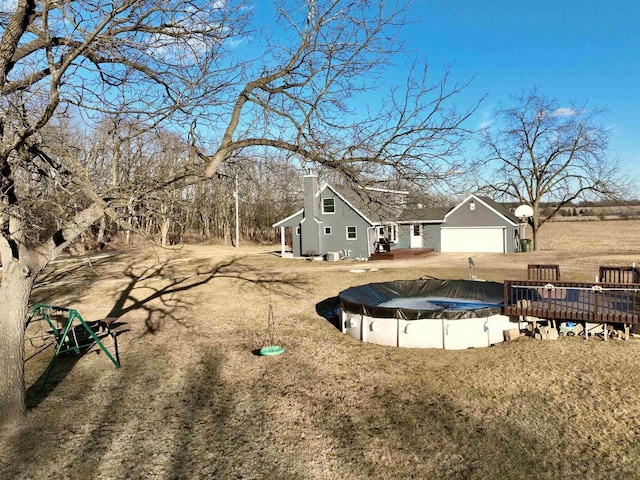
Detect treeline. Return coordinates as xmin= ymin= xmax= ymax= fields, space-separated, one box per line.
xmin=35 ymin=116 xmax=636 ymax=253
xmin=505 ymin=199 xmax=640 ymax=210
xmin=87 ymin=154 xmax=306 ymax=250
xmin=549 ymin=207 xmax=640 ymax=219
xmin=21 ymin=117 xmax=305 ymax=251
xmin=26 ymin=116 xmax=455 ymax=252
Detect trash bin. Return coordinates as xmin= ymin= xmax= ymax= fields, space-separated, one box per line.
xmin=520 ymin=239 xmax=532 ymax=252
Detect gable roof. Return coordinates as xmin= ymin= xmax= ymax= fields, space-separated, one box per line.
xmin=328 ymin=184 xmax=406 ymax=224
xmin=444 ymin=194 xmax=519 ymax=225
xmin=475 ymin=195 xmax=520 ymax=224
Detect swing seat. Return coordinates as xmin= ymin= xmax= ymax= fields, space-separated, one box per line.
xmin=27 ymin=304 xmax=121 ymax=396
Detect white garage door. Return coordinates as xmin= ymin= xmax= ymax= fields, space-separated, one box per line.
xmin=441 ymin=228 xmax=506 ymax=253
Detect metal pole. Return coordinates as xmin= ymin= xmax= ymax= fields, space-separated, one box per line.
xmin=234 ymin=171 xmax=239 ymax=248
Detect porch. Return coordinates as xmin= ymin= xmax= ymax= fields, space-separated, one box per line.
xmin=370 ymin=248 xmax=434 ymax=261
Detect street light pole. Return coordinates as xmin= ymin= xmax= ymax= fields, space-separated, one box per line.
xmin=234 ymin=170 xmax=239 ymax=248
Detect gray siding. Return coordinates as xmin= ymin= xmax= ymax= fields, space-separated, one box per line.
xmin=396 ymin=224 xmax=411 ymax=249
xmin=300 ymin=216 xmax=322 ymax=256
xmin=446 ymin=198 xmax=510 ymax=227
xmin=276 ymin=190 xmax=520 ymax=256
xmin=318 ymin=188 xmax=372 ymax=259
xmin=300 ymin=175 xmax=322 ymax=256
xmin=423 ymin=224 xmax=441 ymax=250
xmin=394 ymin=223 xmax=441 ymax=250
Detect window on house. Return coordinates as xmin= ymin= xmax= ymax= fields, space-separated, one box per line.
xmin=413 ymin=224 xmax=420 ymax=236
xmin=378 ymin=227 xmax=385 ymax=235
xmin=322 ymin=198 xmax=335 ymax=214
xmin=346 ymin=226 xmax=357 ymax=240
xmin=296 ymin=226 xmax=301 ymax=235
xmin=324 ymin=226 xmax=332 ymax=235
xmin=389 ymin=224 xmax=398 ymax=243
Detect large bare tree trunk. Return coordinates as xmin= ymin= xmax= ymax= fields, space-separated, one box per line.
xmin=0 ymin=261 xmax=35 ymax=427
xmin=0 ymin=205 xmax=104 ymax=425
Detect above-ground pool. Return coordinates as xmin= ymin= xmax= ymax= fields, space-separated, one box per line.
xmin=339 ymin=278 xmax=518 ymax=350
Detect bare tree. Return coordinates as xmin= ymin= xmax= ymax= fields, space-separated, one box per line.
xmin=0 ymin=0 xmax=476 ymax=425
xmin=475 ymin=89 xmax=628 ymax=249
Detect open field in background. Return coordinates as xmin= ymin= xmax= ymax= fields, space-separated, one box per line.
xmin=548 ymin=205 xmax=640 ymax=222
xmin=2 ymin=220 xmax=640 ymax=479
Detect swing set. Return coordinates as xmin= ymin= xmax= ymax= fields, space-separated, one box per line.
xmin=26 ymin=303 xmax=121 ymax=395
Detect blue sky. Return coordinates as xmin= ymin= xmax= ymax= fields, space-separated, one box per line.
xmin=403 ymin=0 xmax=639 ymax=186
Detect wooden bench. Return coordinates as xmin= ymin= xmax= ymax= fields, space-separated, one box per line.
xmin=599 ymin=265 xmax=640 ymax=283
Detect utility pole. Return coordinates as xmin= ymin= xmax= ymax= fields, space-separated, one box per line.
xmin=218 ymin=164 xmax=240 ymax=248
xmin=234 ymin=169 xmax=239 ymax=248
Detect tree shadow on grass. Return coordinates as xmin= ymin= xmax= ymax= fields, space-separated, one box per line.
xmin=23 ymin=255 xmax=305 ymax=412
xmin=24 ymin=319 xmax=129 ymax=410
xmin=35 ymin=251 xmax=123 ymax=288
xmin=290 ymin=356 xmax=581 ymax=480
xmin=104 ymin=255 xmax=305 ymax=335
xmin=5 ymin=348 xmax=310 ymax=479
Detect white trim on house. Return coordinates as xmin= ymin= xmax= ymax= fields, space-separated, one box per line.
xmin=362 ymin=186 xmax=409 ymax=195
xmin=399 ymin=219 xmax=443 ymax=224
xmin=272 ymin=208 xmax=304 ymax=228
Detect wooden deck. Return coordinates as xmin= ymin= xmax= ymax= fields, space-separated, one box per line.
xmin=369 ymin=248 xmax=434 ymax=261
xmin=504 ymin=279 xmax=640 ymax=325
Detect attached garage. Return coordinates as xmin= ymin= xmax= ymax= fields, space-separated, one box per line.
xmin=439 ymin=195 xmax=520 ymax=253
xmin=440 ymin=227 xmax=507 ymax=253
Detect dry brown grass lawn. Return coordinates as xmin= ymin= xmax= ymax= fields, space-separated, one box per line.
xmin=2 ymin=220 xmax=640 ymax=479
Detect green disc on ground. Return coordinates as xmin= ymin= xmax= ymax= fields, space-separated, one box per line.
xmin=260 ymin=345 xmax=285 ymax=356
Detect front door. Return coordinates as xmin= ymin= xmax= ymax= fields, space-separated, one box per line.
xmin=410 ymin=224 xmax=423 ymax=248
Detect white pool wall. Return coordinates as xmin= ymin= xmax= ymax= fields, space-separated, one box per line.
xmin=341 ymin=309 xmax=517 ymax=350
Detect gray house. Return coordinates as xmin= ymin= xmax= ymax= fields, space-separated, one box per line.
xmin=273 ymin=176 xmax=520 ymax=258
xmin=273 ymin=175 xmax=403 ymax=259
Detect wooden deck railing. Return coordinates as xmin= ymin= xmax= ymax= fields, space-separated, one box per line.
xmin=503 ymin=279 xmax=640 ymax=325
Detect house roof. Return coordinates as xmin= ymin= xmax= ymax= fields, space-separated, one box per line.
xmin=272 ymin=208 xmax=304 ymax=228
xmin=272 ymin=181 xmax=518 ymax=228
xmin=475 ymin=195 xmax=520 ymax=224
xmin=397 ymin=205 xmax=449 ymax=223
xmin=329 ymin=183 xmax=406 ymax=224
